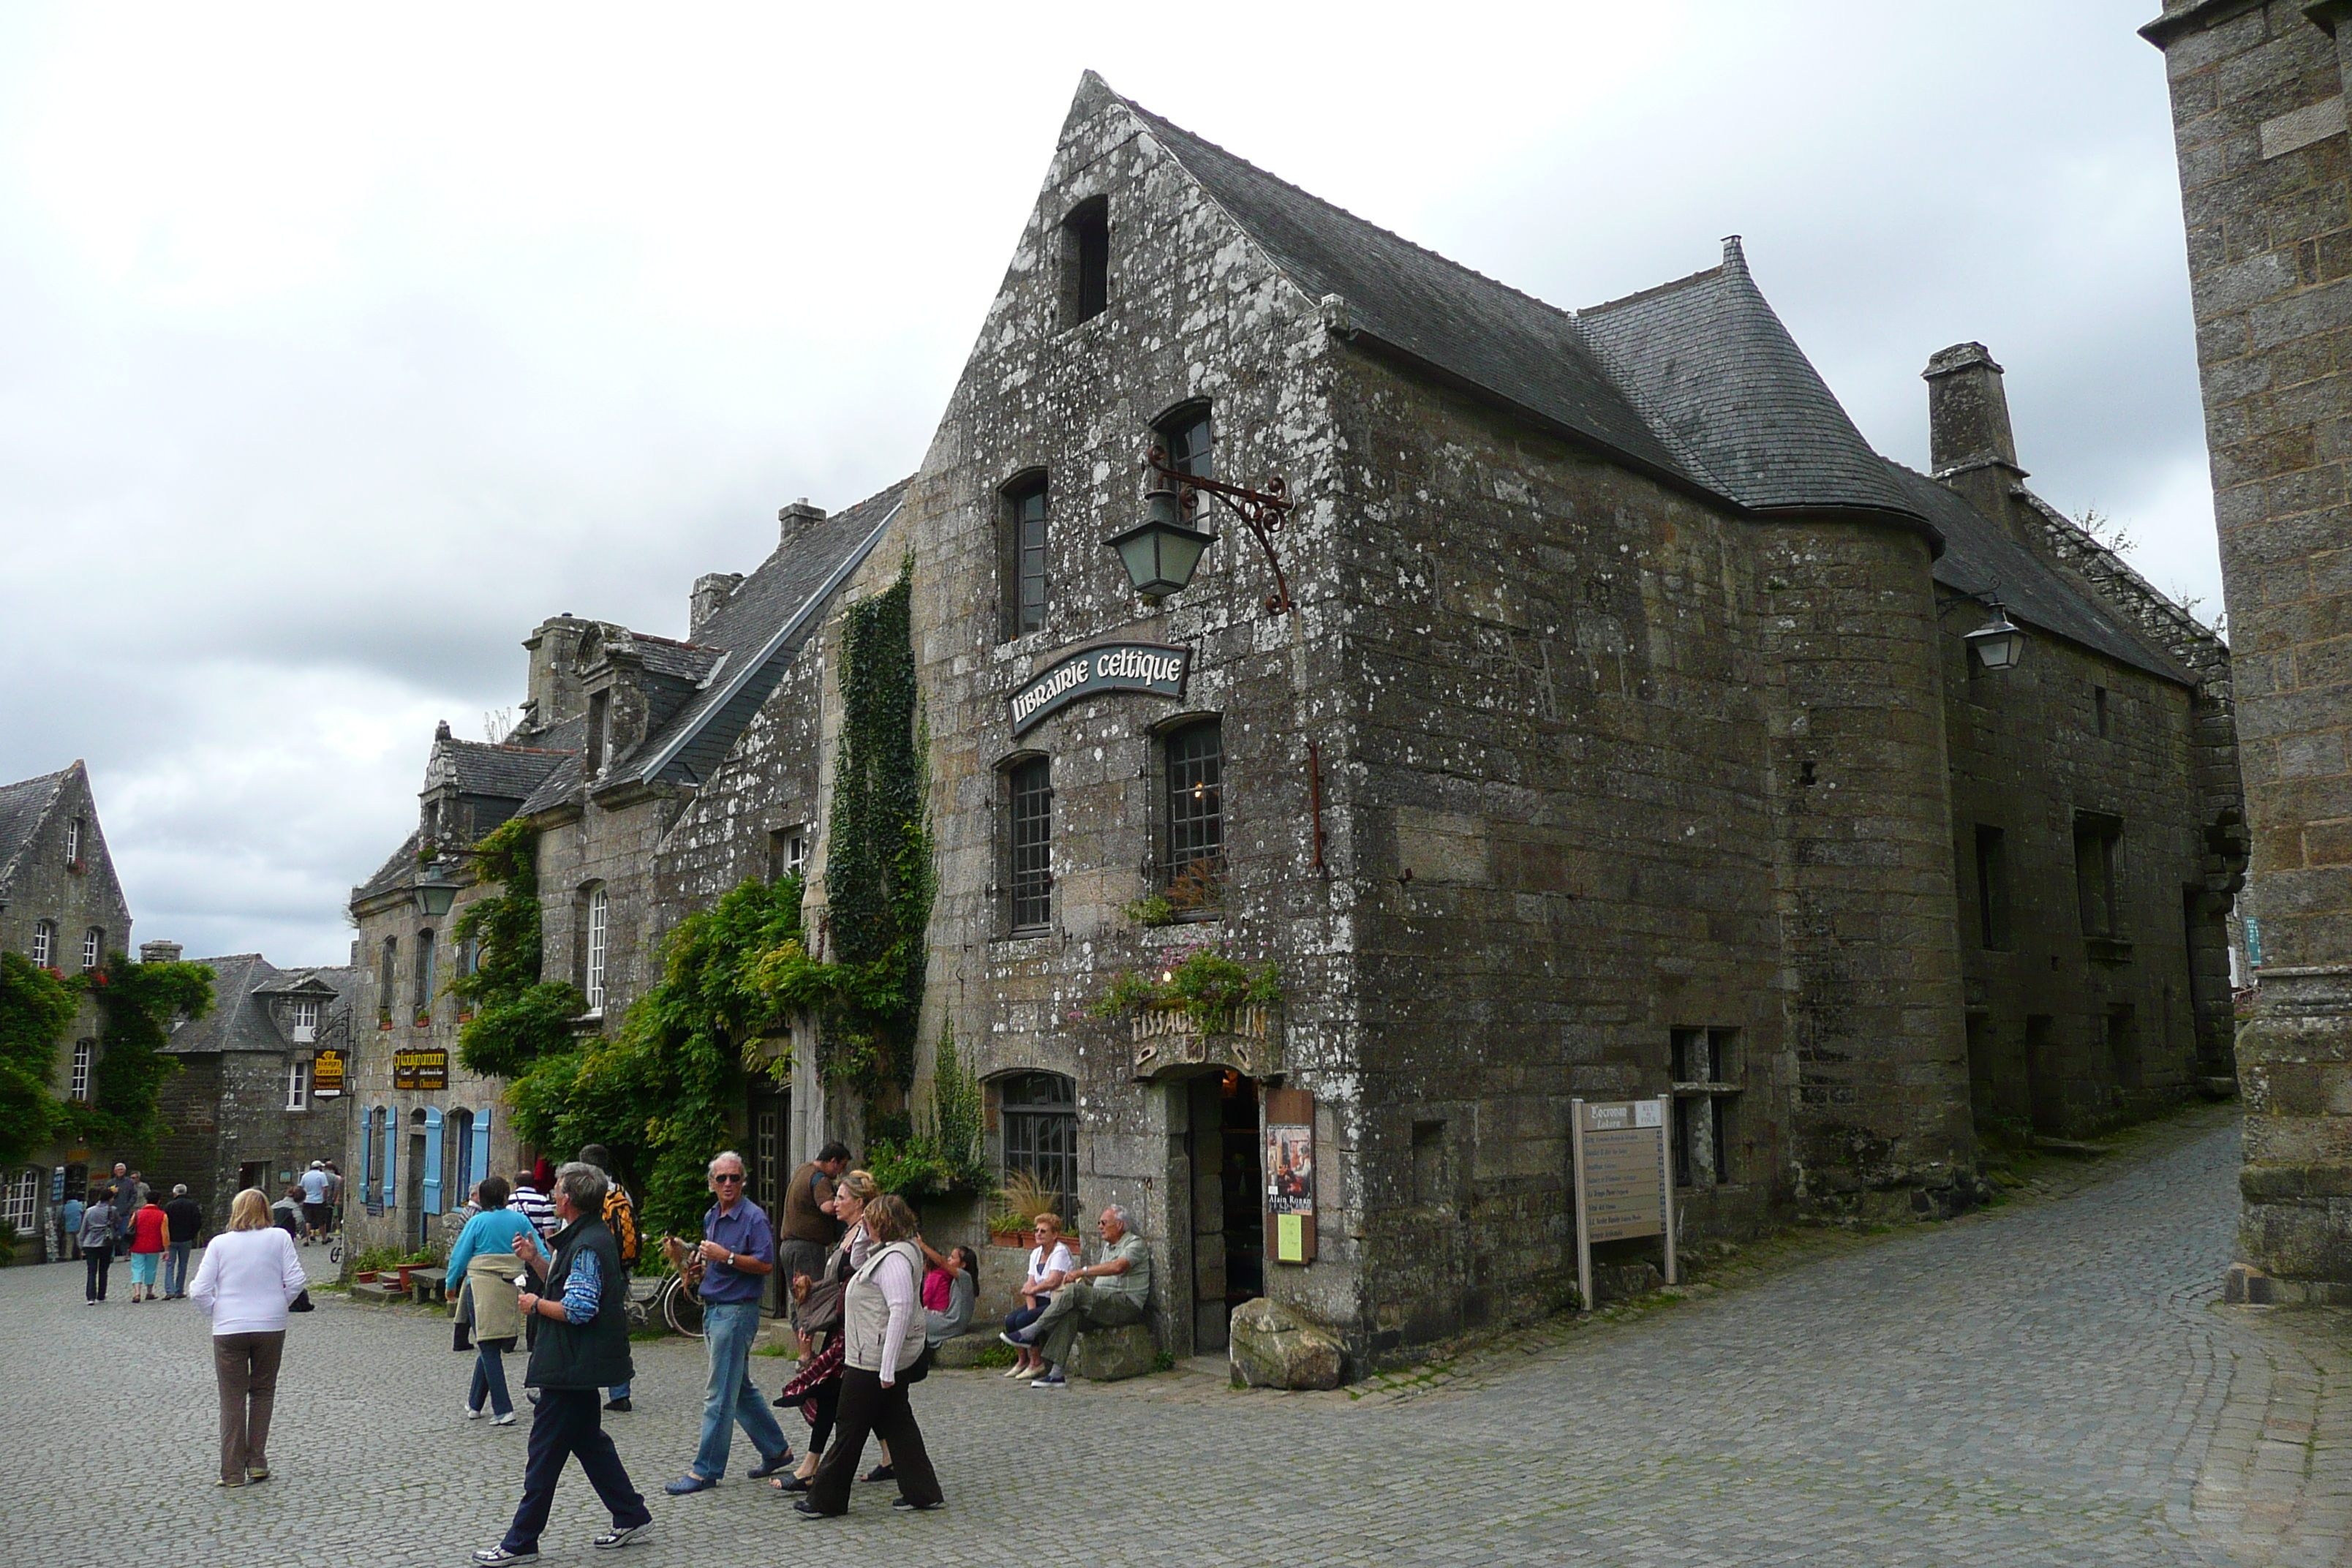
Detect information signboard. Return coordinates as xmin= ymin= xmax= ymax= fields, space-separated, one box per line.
xmin=1569 ymin=1096 xmax=1677 ymax=1310
xmin=393 ymin=1047 xmax=448 ymax=1091
xmin=311 ymin=1047 xmax=346 ymax=1098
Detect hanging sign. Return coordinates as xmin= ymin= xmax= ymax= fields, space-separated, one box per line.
xmin=1262 ymin=1086 xmax=1316 ymax=1264
xmin=393 ymin=1047 xmax=448 ymax=1091
xmin=1569 ymin=1096 xmax=1678 ymax=1311
xmin=311 ymin=1047 xmax=346 ymax=1098
xmin=1008 ymin=641 xmax=1190 ymax=736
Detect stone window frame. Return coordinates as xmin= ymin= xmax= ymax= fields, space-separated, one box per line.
xmin=1000 ymin=469 xmax=1051 ymax=643
xmin=1154 ymin=713 xmax=1227 ymax=919
xmin=377 ymin=936 xmax=398 ymax=1025
xmin=767 ymin=825 xmax=809 ymax=884
xmin=285 ymin=1058 xmax=310 ymax=1113
xmin=996 ymin=1070 xmax=1078 ymax=1223
xmin=29 ymin=920 xmax=53 ymax=969
xmin=1668 ymin=1026 xmax=1743 ymax=1188
xmin=1154 ymin=398 xmax=1215 ymax=484
xmin=78 ymin=926 xmax=99 ymax=971
xmin=65 ymin=815 xmax=81 ymax=865
xmin=1974 ymin=824 xmax=2011 ymax=951
xmin=2073 ymin=810 xmax=2127 ymax=942
xmin=69 ymin=1039 xmax=93 ymax=1101
xmin=412 ymin=927 xmax=437 ymax=1022
xmin=583 ymin=883 xmax=610 ymax=1014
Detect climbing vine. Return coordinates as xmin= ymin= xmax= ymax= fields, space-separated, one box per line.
xmin=451 ymin=818 xmax=585 ymax=1079
xmin=64 ymin=952 xmax=212 ymax=1151
xmin=0 ymin=952 xmax=76 ymax=1166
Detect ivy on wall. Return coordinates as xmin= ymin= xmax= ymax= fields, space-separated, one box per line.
xmin=451 ymin=818 xmax=586 ymax=1079
xmin=0 ymin=949 xmax=214 ymax=1164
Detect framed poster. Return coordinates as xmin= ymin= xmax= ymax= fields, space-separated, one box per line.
xmin=1262 ymin=1085 xmax=1316 ymax=1264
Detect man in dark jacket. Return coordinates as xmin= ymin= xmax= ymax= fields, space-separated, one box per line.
xmin=161 ymin=1186 xmax=202 ymax=1299
xmin=473 ymin=1162 xmax=653 ymax=1564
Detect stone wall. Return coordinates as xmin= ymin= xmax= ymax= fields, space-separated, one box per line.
xmin=2145 ymin=0 xmax=2352 ymax=1294
xmin=152 ymin=1050 xmax=350 ymax=1228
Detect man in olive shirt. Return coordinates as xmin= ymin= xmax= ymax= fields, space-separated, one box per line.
xmin=775 ymin=1141 xmax=849 ymax=1294
xmin=1006 ymin=1205 xmax=1152 ymax=1388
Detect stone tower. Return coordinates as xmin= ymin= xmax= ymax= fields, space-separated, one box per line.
xmin=2143 ymin=0 xmax=2352 ymax=1303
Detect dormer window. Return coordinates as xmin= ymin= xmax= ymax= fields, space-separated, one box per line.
xmin=587 ymin=690 xmax=611 ymax=775
xmin=1060 ymin=195 xmax=1108 ymax=327
xmin=290 ymin=998 xmax=321 ymax=1044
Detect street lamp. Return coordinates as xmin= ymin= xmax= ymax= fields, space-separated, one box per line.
xmin=415 ymin=863 xmax=459 ymax=918
xmin=1939 ymin=588 xmax=2027 ymax=672
xmin=1104 ymin=445 xmax=1297 ymax=614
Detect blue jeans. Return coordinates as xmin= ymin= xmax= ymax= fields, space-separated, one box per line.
xmin=164 ymin=1243 xmax=192 ymax=1297
xmin=471 ymin=1340 xmax=515 ymax=1417
xmin=690 ymin=1300 xmax=790 ymax=1480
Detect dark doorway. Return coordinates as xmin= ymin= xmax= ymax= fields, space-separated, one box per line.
xmin=1184 ymin=1071 xmax=1263 ymax=1354
xmin=407 ymin=1111 xmax=429 ymax=1249
xmin=237 ymin=1161 xmax=266 ymax=1200
xmin=2024 ymin=1014 xmax=2062 ymax=1135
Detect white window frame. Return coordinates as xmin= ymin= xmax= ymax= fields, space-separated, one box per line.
xmin=290 ymin=998 xmax=320 ymax=1043
xmin=69 ymin=1040 xmax=93 ymax=1101
xmin=286 ymin=1058 xmax=310 ymax=1112
xmin=80 ymin=927 xmax=100 ymax=970
xmin=65 ymin=818 xmax=80 ymax=864
xmin=29 ymin=921 xmax=52 ymax=968
xmin=788 ymin=832 xmax=808 ymax=877
xmin=3 ymin=1169 xmax=34 ymax=1236
xmin=585 ymin=886 xmax=609 ymax=1013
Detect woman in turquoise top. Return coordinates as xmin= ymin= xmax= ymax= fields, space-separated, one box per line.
xmin=446 ymin=1176 xmax=551 ymax=1422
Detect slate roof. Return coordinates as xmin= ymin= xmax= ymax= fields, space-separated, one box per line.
xmin=634 ymin=638 xmax=722 ymax=685
xmin=426 ymin=739 xmax=571 ymax=802
xmin=353 ymin=830 xmax=423 ymax=906
xmin=1893 ymin=463 xmax=2194 ymax=687
xmin=165 ymin=954 xmax=359 ymax=1056
xmin=0 ymin=765 xmax=72 ymax=897
xmin=1124 ymin=98 xmax=1703 ymax=494
xmin=1577 ymin=245 xmax=1929 ymax=524
xmin=608 ymin=477 xmax=911 ymax=791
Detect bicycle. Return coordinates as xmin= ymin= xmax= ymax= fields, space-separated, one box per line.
xmin=625 ymin=1270 xmax=704 ymax=1338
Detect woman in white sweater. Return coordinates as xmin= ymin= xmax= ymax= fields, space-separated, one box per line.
xmin=190 ymin=1188 xmax=309 ymax=1486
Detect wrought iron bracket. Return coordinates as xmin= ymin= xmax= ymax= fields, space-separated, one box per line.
xmin=1150 ymin=449 xmax=1296 ymax=615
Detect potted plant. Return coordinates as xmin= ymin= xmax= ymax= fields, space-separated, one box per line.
xmin=987 ymin=1169 xmax=1063 ymax=1248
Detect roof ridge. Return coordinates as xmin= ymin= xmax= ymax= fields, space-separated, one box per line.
xmin=1118 ymin=95 xmax=1594 ymax=336
xmin=1580 ymin=260 xmax=1730 ymax=318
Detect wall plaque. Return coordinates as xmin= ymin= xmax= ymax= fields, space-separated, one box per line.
xmin=393 ymin=1047 xmax=448 ymax=1091
xmin=311 ymin=1047 xmax=346 ymax=1098
xmin=1569 ymin=1096 xmax=1678 ymax=1309
xmin=1008 ymin=641 xmax=1190 ymax=736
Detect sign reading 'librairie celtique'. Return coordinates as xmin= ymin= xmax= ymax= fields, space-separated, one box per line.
xmin=1008 ymin=641 xmax=1191 ymax=735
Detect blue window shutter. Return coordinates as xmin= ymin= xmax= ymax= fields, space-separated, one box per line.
xmin=383 ymin=1110 xmax=398 ymax=1209
xmin=472 ymin=1109 xmax=493 ymax=1196
xmin=421 ymin=1107 xmax=443 ymax=1216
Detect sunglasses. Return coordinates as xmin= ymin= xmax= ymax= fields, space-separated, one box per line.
xmin=712 ymin=1173 xmax=745 ymax=1183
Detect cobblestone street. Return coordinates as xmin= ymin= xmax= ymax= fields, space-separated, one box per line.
xmin=1 ymin=1116 xmax=2345 ymax=1567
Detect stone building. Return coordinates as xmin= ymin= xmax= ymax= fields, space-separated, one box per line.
xmin=340 ymin=489 xmax=908 ymax=1258
xmin=2141 ymin=0 xmax=2352 ymax=1303
xmin=149 ymin=947 xmax=356 ymax=1226
xmin=0 ymin=761 xmax=134 ymax=1261
xmin=342 ymin=76 xmax=2243 ymax=1361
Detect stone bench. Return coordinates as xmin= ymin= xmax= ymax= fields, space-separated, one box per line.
xmin=1064 ymin=1320 xmax=1156 ymax=1382
xmin=408 ymin=1267 xmax=448 ymax=1305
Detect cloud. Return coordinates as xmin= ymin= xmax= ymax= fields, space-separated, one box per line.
xmin=0 ymin=1 xmax=2221 ymax=965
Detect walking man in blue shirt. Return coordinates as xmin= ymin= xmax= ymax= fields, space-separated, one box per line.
xmin=660 ymin=1150 xmax=794 ymax=1494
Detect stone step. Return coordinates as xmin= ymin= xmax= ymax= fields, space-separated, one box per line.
xmin=347 ymin=1281 xmax=407 ymax=1307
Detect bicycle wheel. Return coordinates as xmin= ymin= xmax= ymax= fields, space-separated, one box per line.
xmin=662 ymin=1278 xmax=704 ymax=1339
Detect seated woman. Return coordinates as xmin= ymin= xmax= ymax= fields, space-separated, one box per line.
xmin=1000 ymin=1215 xmax=1074 ymax=1382
xmin=442 ymin=1175 xmax=551 ymax=1424
xmin=921 ymin=1246 xmax=978 ymax=1344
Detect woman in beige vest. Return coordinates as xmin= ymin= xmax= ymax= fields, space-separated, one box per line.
xmin=794 ymin=1194 xmax=943 ymax=1516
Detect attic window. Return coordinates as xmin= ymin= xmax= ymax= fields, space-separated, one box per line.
xmin=66 ymin=816 xmax=82 ymax=864
xmin=587 ymin=690 xmax=611 ymax=775
xmin=1061 ymin=196 xmax=1109 ymax=326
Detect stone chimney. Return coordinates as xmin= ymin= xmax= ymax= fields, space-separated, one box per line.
xmin=1923 ymin=342 xmax=2030 ymax=540
xmin=520 ymin=614 xmax=592 ymax=733
xmin=140 ymin=940 xmax=183 ymax=965
xmin=779 ymin=498 xmax=826 ymax=546
xmin=690 ymin=573 xmax=744 ymax=639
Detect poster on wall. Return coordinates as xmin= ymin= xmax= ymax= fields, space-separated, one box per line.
xmin=1262 ymin=1085 xmax=1316 ymax=1264
xmin=311 ymin=1047 xmax=346 ymax=1097
xmin=393 ymin=1047 xmax=448 ymax=1091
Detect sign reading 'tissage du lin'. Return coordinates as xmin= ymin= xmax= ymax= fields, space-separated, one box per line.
xmin=1008 ymin=641 xmax=1191 ymax=736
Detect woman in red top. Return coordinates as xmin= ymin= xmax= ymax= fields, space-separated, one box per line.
xmin=127 ymin=1197 xmax=171 ymax=1303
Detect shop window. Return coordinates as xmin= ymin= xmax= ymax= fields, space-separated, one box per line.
xmin=2075 ymin=813 xmax=2125 ymax=939
xmin=30 ymin=921 xmax=53 ymax=968
xmin=1007 ymin=758 xmax=1052 ymax=934
xmin=69 ymin=1039 xmax=93 ymax=1101
xmin=1670 ymin=1026 xmax=1741 ymax=1187
xmin=285 ymin=1058 xmax=310 ymax=1112
xmin=4 ymin=1169 xmax=35 ymax=1236
xmin=1060 ymin=195 xmax=1109 ymax=325
xmin=1003 ymin=476 xmax=1049 ymax=639
xmin=1163 ymin=718 xmax=1225 ymax=913
xmin=1975 ymin=826 xmax=2010 ymax=950
xmin=1001 ymin=1071 xmax=1077 ymax=1222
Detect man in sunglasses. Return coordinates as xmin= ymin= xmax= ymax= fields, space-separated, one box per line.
xmin=658 ymin=1150 xmax=794 ymax=1496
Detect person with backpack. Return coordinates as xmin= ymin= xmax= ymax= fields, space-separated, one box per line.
xmin=577 ymin=1145 xmax=638 ymax=1412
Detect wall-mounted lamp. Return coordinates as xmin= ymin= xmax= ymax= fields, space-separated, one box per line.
xmin=415 ymin=864 xmax=459 ymax=918
xmin=1104 ymin=445 xmax=1297 ymax=614
xmin=1939 ymin=587 xmax=2027 ymax=671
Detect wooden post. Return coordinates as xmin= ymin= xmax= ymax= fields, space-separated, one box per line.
xmin=1657 ymin=1093 xmax=1678 ymax=1286
xmin=1569 ymin=1097 xmax=1591 ymax=1311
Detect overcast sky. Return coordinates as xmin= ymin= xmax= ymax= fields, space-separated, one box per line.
xmin=0 ymin=1 xmax=2214 ymax=968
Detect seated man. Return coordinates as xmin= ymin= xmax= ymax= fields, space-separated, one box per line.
xmin=1001 ymin=1205 xmax=1151 ymax=1388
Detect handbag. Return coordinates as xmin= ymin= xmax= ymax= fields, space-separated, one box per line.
xmin=289 ymin=1289 xmax=314 ymax=1313
xmin=900 ymin=1340 xmax=935 ymax=1384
